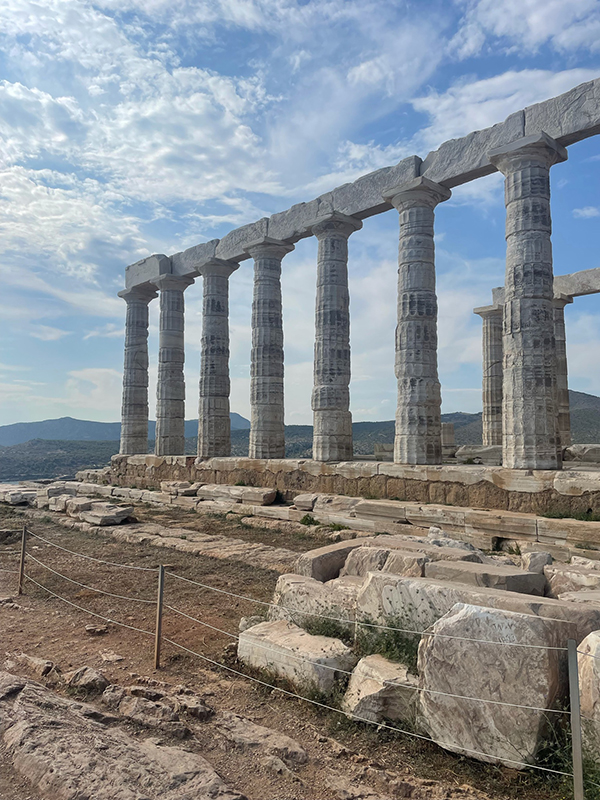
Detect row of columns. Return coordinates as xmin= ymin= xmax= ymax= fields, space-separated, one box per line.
xmin=120 ymin=131 xmax=569 ymax=471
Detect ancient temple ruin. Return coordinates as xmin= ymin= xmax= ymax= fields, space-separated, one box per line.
xmin=118 ymin=78 xmax=600 ymax=474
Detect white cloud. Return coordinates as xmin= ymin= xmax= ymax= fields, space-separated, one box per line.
xmin=573 ymin=206 xmax=600 ymax=218
xmin=30 ymin=325 xmax=72 ymax=341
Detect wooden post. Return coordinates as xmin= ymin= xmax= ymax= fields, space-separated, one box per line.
xmin=568 ymin=638 xmax=585 ymax=800
xmin=154 ymin=565 xmax=165 ymax=669
xmin=17 ymin=525 xmax=27 ymax=595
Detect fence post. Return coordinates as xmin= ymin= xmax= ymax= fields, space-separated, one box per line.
xmin=17 ymin=525 xmax=27 ymax=595
xmin=154 ymin=565 xmax=165 ymax=669
xmin=568 ymin=638 xmax=585 ymax=800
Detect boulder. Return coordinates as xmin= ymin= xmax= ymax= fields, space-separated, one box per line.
xmin=418 ymin=603 xmax=572 ymax=767
xmin=423 ymin=560 xmax=546 ymax=596
xmin=293 ymin=493 xmax=318 ymax=511
xmin=294 ymin=538 xmax=375 ymax=582
xmin=79 ymin=503 xmax=134 ymax=526
xmin=545 ymin=564 xmax=600 ymax=597
xmin=577 ymin=630 xmax=600 ymax=761
xmin=522 ymin=551 xmax=553 ymax=573
xmin=63 ymin=666 xmax=109 ymax=693
xmin=238 ymin=620 xmax=357 ymax=693
xmin=340 ymin=546 xmax=428 ymax=578
xmin=269 ymin=574 xmax=362 ymax=625
xmin=342 ymin=655 xmax=419 ymax=724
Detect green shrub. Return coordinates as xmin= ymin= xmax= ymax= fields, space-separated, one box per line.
xmin=301 ymin=616 xmax=354 ymax=647
xmin=300 ymin=514 xmax=319 ymax=526
xmin=356 ymin=615 xmax=420 ymax=675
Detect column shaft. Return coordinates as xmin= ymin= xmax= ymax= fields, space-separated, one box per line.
xmin=383 ymin=177 xmax=451 ymax=465
xmin=311 ymin=214 xmax=362 ymax=461
xmin=475 ymin=305 xmax=503 ymax=446
xmin=554 ymin=296 xmax=572 ymax=449
xmin=118 ymin=286 xmax=157 ymax=455
xmin=153 ymin=275 xmax=194 ymax=456
xmin=197 ymin=260 xmax=238 ymax=458
xmin=246 ymin=238 xmax=294 ymax=459
xmin=489 ymin=133 xmax=567 ymax=470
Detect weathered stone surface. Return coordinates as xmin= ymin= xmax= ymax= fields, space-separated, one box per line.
xmin=160 ymin=480 xmax=199 ymax=495
xmin=238 ymin=619 xmax=357 ymax=693
xmin=369 ymin=535 xmax=483 ymax=563
xmin=79 ymin=503 xmax=134 ymax=526
xmin=269 ymin=573 xmax=363 ymax=625
xmin=522 ymin=551 xmax=553 ymax=573
xmin=342 ymin=655 xmax=419 ymax=724
xmin=170 ymin=239 xmax=218 ymax=277
xmin=418 ymin=604 xmax=571 ymax=767
xmin=545 ymin=564 xmax=600 ymax=597
xmin=524 ymin=77 xmax=600 ymax=145
xmin=216 ymin=218 xmax=268 ymax=261
xmin=381 ymin=550 xmax=429 ymax=577
xmin=340 ymin=547 xmax=391 ymax=577
xmin=353 ymin=499 xmax=407 ymax=522
xmin=63 ymin=666 xmax=109 ymax=692
xmin=214 ymin=710 xmax=307 ymax=766
xmin=571 ymin=555 xmax=600 ymax=570
xmin=0 ymin=674 xmax=243 ymax=799
xmin=423 ymin=560 xmax=546 ymax=595
xmin=65 ymin=496 xmax=93 ymax=517
xmin=48 ymin=493 xmax=74 ymax=512
xmin=577 ymin=630 xmax=600 ymax=761
xmin=294 ymin=538 xmax=374 ymax=582
xmin=558 ymin=590 xmax=600 ymax=604
xmin=455 ymin=445 xmax=502 ymax=466
xmin=102 ymin=686 xmax=188 ymax=736
xmin=293 ymin=493 xmax=318 ymax=511
xmin=564 ymin=444 xmax=600 ymax=463
xmin=313 ymin=494 xmax=363 ymax=514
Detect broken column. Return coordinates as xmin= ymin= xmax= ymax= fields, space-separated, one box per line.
xmin=489 ymin=132 xmax=567 ymax=470
xmin=554 ymin=294 xmax=572 ymax=450
xmin=197 ymin=259 xmax=238 ymax=459
xmin=474 ymin=304 xmax=503 ymax=447
xmin=245 ymin=238 xmax=294 ymax=459
xmin=383 ymin=177 xmax=451 ymax=465
xmin=153 ymin=274 xmax=194 ymax=456
xmin=311 ymin=213 xmax=362 ymax=462
xmin=118 ymin=285 xmax=157 ymax=455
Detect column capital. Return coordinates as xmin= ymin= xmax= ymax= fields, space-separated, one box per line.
xmin=382 ymin=176 xmax=451 ymax=211
xmin=310 ymin=212 xmax=362 ymax=240
xmin=152 ymin=274 xmax=195 ymax=292
xmin=473 ymin=303 xmax=503 ymax=319
xmin=118 ymin=285 xmax=157 ymax=304
xmin=488 ymin=131 xmax=568 ymax=175
xmin=552 ymin=293 xmax=574 ymax=308
xmin=197 ymin=258 xmax=239 ymax=279
xmin=244 ymin=236 xmax=294 ymax=260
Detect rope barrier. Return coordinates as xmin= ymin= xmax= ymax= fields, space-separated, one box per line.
xmin=0 ymin=567 xmax=18 ymax=574
xmin=26 ymin=530 xmax=157 ymax=572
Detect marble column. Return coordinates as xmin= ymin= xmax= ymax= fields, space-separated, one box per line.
xmin=197 ymin=259 xmax=238 ymax=459
xmin=474 ymin=304 xmax=503 ymax=446
xmin=153 ymin=274 xmax=194 ymax=456
xmin=383 ymin=177 xmax=451 ymax=465
xmin=118 ymin=285 xmax=157 ymax=455
xmin=489 ymin=132 xmax=567 ymax=470
xmin=554 ymin=294 xmax=573 ymax=450
xmin=245 ymin=237 xmax=294 ymax=459
xmin=310 ymin=213 xmax=362 ymax=462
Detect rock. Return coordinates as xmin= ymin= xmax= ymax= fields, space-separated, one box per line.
xmin=564 ymin=444 xmax=600 ymax=463
xmin=294 ymin=538 xmax=375 ymax=582
xmin=423 ymin=560 xmax=546 ymax=595
xmin=545 ymin=564 xmax=600 ymax=597
xmin=48 ymin=493 xmax=75 ymax=512
xmin=558 ymin=590 xmax=600 ymax=603
xmin=237 ymin=486 xmax=277 ymax=506
xmin=418 ymin=603 xmax=573 ymax=767
xmin=293 ymin=493 xmax=318 ymax=511
xmin=0 ymin=597 xmax=19 ymax=609
xmin=215 ymin=710 xmax=307 ymax=766
xmin=85 ymin=624 xmax=108 ymax=635
xmin=63 ymin=666 xmax=109 ymax=692
xmin=238 ymin=619 xmax=358 ymax=693
xmin=342 ymin=655 xmax=419 ymax=724
xmin=455 ymin=444 xmax=502 ymax=465
xmin=381 ymin=551 xmax=429 ymax=577
xmin=16 ymin=653 xmax=54 ymax=677
xmin=102 ymin=686 xmax=188 ymax=736
xmin=239 ymin=615 xmax=266 ymax=632
xmin=65 ymin=496 xmax=93 ymax=517
xmin=522 ymin=551 xmax=553 ymax=573
xmin=0 ymin=673 xmax=244 ymax=799
xmin=571 ymin=555 xmax=600 ymax=570
xmin=79 ymin=503 xmax=134 ymax=526
xmin=172 ymin=694 xmax=213 ymax=720
xmin=160 ymin=480 xmax=201 ymax=496
xmin=340 ymin=547 xmax=390 ymax=577
xmin=269 ymin=573 xmax=362 ymax=626
xmin=100 ymin=650 xmax=125 ymax=662
xmin=369 ymin=535 xmax=484 ymax=563
xmin=313 ymin=494 xmax=363 ymax=514
xmin=577 ymin=630 xmax=600 ymax=760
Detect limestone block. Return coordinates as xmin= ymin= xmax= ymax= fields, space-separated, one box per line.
xmin=237 ymin=620 xmax=358 ymax=693
xmin=340 ymin=547 xmax=391 ymax=577
xmin=353 ymin=499 xmax=407 ymax=523
xmin=404 ymin=505 xmax=466 ymax=534
xmin=269 ymin=573 xmax=363 ymax=625
xmin=65 ymin=497 xmax=93 ymax=518
xmin=418 ymin=603 xmax=572 ymax=767
xmin=423 ymin=561 xmax=546 ymax=596
xmin=237 ymin=486 xmax=277 ymax=506
xmin=369 ymin=535 xmax=483 ymax=563
xmin=76 ymin=482 xmax=101 ymax=496
xmin=313 ymin=494 xmax=362 ymax=514
xmin=545 ymin=564 xmax=600 ymax=597
xmin=42 ymin=482 xmax=76 ymax=499
xmin=171 ymin=496 xmax=200 ymax=510
xmin=141 ymin=491 xmax=172 ymax=505
xmin=293 ymin=538 xmax=375 ymax=582
xmin=48 ymin=494 xmax=74 ymax=513
xmin=558 ymin=590 xmax=600 ymax=604
xmin=333 ymin=155 xmax=420 ymax=217
xmin=79 ymin=503 xmax=134 ymax=526
xmin=536 ymin=517 xmax=600 ymax=548
xmin=342 ymin=655 xmax=419 ymax=724
xmin=455 ymin=445 xmax=502 ymax=466
xmin=92 ymin=485 xmax=114 ymax=498
xmin=464 ymin=509 xmax=538 ymax=545
xmin=356 ymin=573 xmax=600 ymax=642
xmin=524 ymin=77 xmax=600 ymax=145
xmin=170 ymin=239 xmax=218 ymax=277
xmin=63 ymin=666 xmax=109 ymax=692
xmin=216 ymin=219 xmax=268 ymax=261
xmin=267 ymin=198 xmax=325 ymax=242
xmin=571 ymin=556 xmax=600 ymax=570
xmin=522 ymin=552 xmax=553 ymax=574
xmin=293 ymin=493 xmax=318 ymax=511
xmin=564 ymin=444 xmax=600 ymax=463
xmin=381 ymin=551 xmax=429 ymax=577
xmin=111 ymin=487 xmax=132 ymax=499
xmin=160 ymin=481 xmax=196 ymax=495
xmin=196 ymin=484 xmax=243 ymax=502
xmin=577 ymin=629 xmax=600 ymax=762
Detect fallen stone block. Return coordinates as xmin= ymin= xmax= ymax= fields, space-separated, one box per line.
xmin=577 ymin=629 xmax=600 ymax=762
xmin=455 ymin=444 xmax=502 ymax=465
xmin=313 ymin=494 xmax=363 ymax=514
xmin=294 ymin=538 xmax=375 ymax=582
xmin=342 ymin=655 xmax=419 ymax=724
xmin=76 ymin=482 xmax=103 ymax=496
xmin=558 ymin=590 xmax=600 ymax=604
xmin=545 ymin=564 xmax=600 ymax=597
xmin=571 ymin=555 xmax=600 ymax=570
xmin=65 ymin=497 xmax=93 ymax=517
xmin=141 ymin=491 xmax=173 ymax=505
xmin=418 ymin=603 xmax=572 ymax=768
xmin=522 ymin=551 xmax=553 ymax=573
xmin=161 ymin=480 xmax=195 ymax=495
xmin=79 ymin=503 xmax=134 ymax=526
xmin=196 ymin=484 xmax=243 ymax=502
xmin=238 ymin=619 xmax=357 ymax=693
xmin=48 ymin=494 xmax=75 ymax=512
xmin=369 ymin=535 xmax=484 ymax=563
xmin=269 ymin=573 xmax=363 ymax=625
xmin=293 ymin=493 xmax=318 ymax=511
xmin=423 ymin=560 xmax=546 ymax=596
xmin=171 ymin=496 xmax=200 ymax=510
xmin=340 ymin=546 xmax=427 ymax=578
xmin=353 ymin=499 xmax=407 ymax=523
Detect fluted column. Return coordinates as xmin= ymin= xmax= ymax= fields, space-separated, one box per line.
xmin=474 ymin=304 xmax=503 ymax=446
xmin=197 ymin=259 xmax=238 ymax=459
xmin=554 ymin=294 xmax=572 ymax=450
xmin=245 ymin=237 xmax=294 ymax=459
xmin=153 ymin=274 xmax=194 ymax=456
xmin=118 ymin=285 xmax=157 ymax=455
xmin=489 ymin=132 xmax=567 ymax=470
xmin=310 ymin=213 xmax=362 ymax=462
xmin=383 ymin=177 xmax=451 ymax=465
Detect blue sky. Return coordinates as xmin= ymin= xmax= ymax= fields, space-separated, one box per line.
xmin=0 ymin=0 xmax=598 ymax=426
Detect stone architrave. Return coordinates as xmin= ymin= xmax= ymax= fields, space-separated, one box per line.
xmin=382 ymin=177 xmax=451 ymax=465
xmin=118 ymin=285 xmax=157 ymax=455
xmin=310 ymin=213 xmax=362 ymax=462
xmin=245 ymin=237 xmax=294 ymax=459
xmin=553 ymin=294 xmax=573 ymax=450
xmin=197 ymin=259 xmax=239 ymax=459
xmin=474 ymin=304 xmax=503 ymax=447
xmin=489 ymin=132 xmax=568 ymax=470
xmin=152 ymin=274 xmax=194 ymax=456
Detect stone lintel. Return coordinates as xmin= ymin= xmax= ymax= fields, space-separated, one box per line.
xmin=125 ymin=254 xmax=171 ymax=289
xmin=244 ymin=236 xmax=295 ymax=259
xmin=382 ymin=176 xmax=452 ymax=208
xmin=473 ymin=304 xmax=502 ymax=318
xmin=309 ymin=211 xmax=363 ymax=238
xmin=488 ymin=131 xmax=568 ymax=171
xmin=170 ymin=240 xmax=219 ymax=278
xmin=196 ymin=258 xmax=239 ymax=279
xmin=554 ymin=267 xmax=600 ymax=299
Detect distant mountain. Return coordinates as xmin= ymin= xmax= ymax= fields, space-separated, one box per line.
xmin=0 ymin=413 xmax=251 ymax=447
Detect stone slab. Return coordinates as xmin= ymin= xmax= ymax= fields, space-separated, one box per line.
xmin=342 ymin=654 xmax=419 ymax=724
xmin=269 ymin=574 xmax=364 ymax=625
xmin=544 ymin=564 xmax=600 ymax=597
xmin=293 ymin=538 xmax=375 ymax=582
xmin=423 ymin=561 xmax=546 ymax=596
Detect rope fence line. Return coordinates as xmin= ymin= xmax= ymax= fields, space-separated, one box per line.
xmin=0 ymin=567 xmax=19 ymax=574
xmin=26 ymin=530 xmax=158 ymax=572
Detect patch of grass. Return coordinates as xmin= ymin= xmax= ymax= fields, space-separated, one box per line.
xmin=234 ymin=480 xmax=246 ymax=486
xmin=328 ymin=523 xmax=346 ymax=532
xmin=302 ymin=615 xmax=354 ymax=647
xmin=542 ymin=510 xmax=600 ymax=522
xmin=356 ymin=615 xmax=420 ymax=675
xmin=300 ymin=514 xmax=319 ymax=526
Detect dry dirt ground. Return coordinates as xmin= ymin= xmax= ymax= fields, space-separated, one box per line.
xmin=0 ymin=503 xmax=572 ymax=800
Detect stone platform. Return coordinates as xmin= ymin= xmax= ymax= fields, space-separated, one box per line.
xmin=100 ymin=455 xmax=600 ymax=516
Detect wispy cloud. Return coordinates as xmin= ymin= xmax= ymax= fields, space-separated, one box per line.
xmin=573 ymin=206 xmax=600 ymax=218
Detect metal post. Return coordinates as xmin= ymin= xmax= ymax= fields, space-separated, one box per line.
xmin=154 ymin=565 xmax=165 ymax=670
xmin=17 ymin=525 xmax=27 ymax=595
xmin=568 ymin=638 xmax=585 ymax=800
